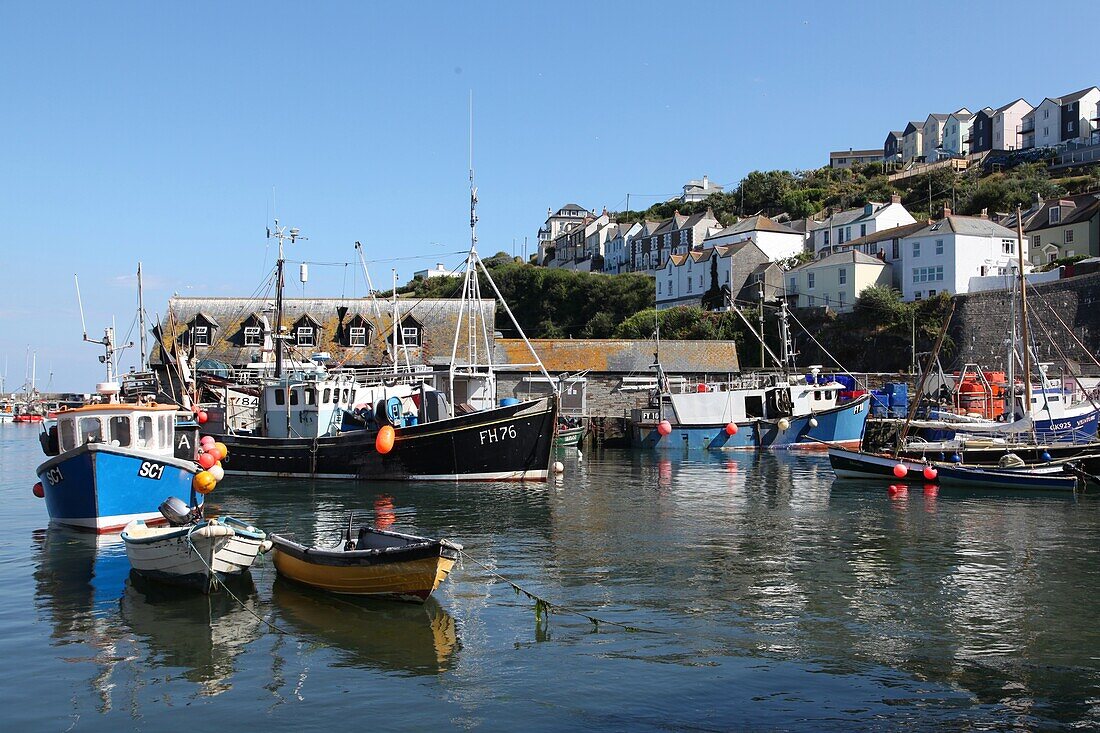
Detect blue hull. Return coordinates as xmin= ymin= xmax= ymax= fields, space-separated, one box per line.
xmin=36 ymin=444 xmax=199 ymax=533
xmin=1031 ymin=409 xmax=1100 ymax=442
xmin=638 ymin=395 xmax=870 ymax=451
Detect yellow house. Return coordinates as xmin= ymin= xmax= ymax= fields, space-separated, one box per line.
xmin=785 ymin=250 xmax=892 ymax=312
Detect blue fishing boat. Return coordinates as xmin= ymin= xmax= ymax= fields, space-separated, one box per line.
xmin=36 ymin=399 xmax=202 ymax=533
xmin=635 ymin=296 xmax=870 ymax=451
xmin=33 ymin=285 xmax=204 ymax=532
xmin=636 ymin=386 xmax=870 ymax=451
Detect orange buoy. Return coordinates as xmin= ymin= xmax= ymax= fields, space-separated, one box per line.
xmin=192 ymin=470 xmax=217 ymax=494
xmin=32 ymin=481 xmax=44 ymax=498
xmin=212 ymin=442 xmax=229 ymax=461
xmin=725 ymin=423 xmax=738 ymax=436
xmin=376 ymin=424 xmax=395 ymax=454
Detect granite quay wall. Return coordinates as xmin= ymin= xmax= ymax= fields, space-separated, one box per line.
xmin=950 ymin=272 xmax=1100 ymax=375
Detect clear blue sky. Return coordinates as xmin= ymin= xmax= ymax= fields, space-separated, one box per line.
xmin=2 ymin=0 xmax=1098 ymax=390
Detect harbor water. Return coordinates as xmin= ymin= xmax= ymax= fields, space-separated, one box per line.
xmin=3 ymin=424 xmax=1100 ymax=730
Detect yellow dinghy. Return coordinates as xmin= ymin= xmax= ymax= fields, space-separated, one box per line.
xmin=270 ymin=520 xmax=462 ymax=603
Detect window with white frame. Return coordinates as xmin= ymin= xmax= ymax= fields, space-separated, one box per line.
xmin=912 ymin=241 xmax=921 ymax=257
xmin=349 ymin=326 xmax=367 ymax=347
xmin=1001 ymin=239 xmax=1015 ymax=255
xmin=193 ymin=326 xmax=209 ymax=346
xmin=243 ymin=326 xmax=261 ymax=346
xmin=838 ymin=268 xmax=847 ymax=285
xmin=912 ymin=266 xmax=944 ymax=282
xmin=808 ymin=272 xmax=815 ymax=289
xmin=296 ymin=326 xmax=315 ymax=347
xmin=1050 ymin=207 xmax=1061 ymax=224
xmin=401 ymin=325 xmax=420 ymax=346
xmin=1065 ymin=230 xmax=1074 ymax=244
xmin=935 ymin=239 xmax=944 ymax=255
xmin=1049 ymin=252 xmax=1057 ymax=263
xmin=1032 ymin=234 xmax=1040 ymax=248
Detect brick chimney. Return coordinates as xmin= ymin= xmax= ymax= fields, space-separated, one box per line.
xmin=890 ymin=194 xmax=902 ymax=204
xmin=979 ymin=208 xmax=989 ymax=219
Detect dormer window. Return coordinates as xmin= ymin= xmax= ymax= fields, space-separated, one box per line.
xmin=349 ymin=327 xmax=367 ymax=347
xmin=193 ymin=326 xmax=209 ymax=346
xmin=399 ymin=316 xmax=422 ymax=348
xmin=296 ymin=326 xmax=315 ymax=347
xmin=244 ymin=326 xmax=261 ymax=346
xmin=1049 ymin=206 xmax=1061 ymax=224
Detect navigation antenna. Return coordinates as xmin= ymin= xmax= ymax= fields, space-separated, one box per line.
xmin=449 ymin=94 xmax=552 ymax=411
xmin=267 ymin=219 xmax=307 ymax=378
xmin=74 ymin=273 xmax=133 ymax=401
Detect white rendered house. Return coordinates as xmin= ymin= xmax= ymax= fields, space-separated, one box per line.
xmin=899 ymin=212 xmax=1026 ymax=301
xmin=810 ymin=196 xmax=917 ymax=257
xmin=703 ymin=215 xmax=804 ymax=261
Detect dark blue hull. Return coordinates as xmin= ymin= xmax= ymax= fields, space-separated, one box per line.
xmin=36 ymin=444 xmax=200 ymax=533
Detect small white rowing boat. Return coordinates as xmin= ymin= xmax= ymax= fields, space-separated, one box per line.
xmin=122 ymin=511 xmax=270 ymax=593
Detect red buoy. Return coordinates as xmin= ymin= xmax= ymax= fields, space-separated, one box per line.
xmin=197 ymin=410 xmax=209 ymax=424
xmin=32 ymin=482 xmax=44 ymax=499
xmin=656 ymin=420 xmax=672 ymax=437
xmin=922 ymin=465 xmax=938 ymax=481
xmin=376 ymin=425 xmax=395 ymax=454
xmin=198 ymin=451 xmax=217 ymax=470
xmin=725 ymin=422 xmax=738 ymax=436
xmin=892 ymin=463 xmax=908 ymax=478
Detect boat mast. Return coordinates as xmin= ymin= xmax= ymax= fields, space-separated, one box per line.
xmin=268 ymin=220 xmax=306 ymax=379
xmin=392 ymin=269 xmax=399 ymax=375
xmin=1006 ymin=271 xmax=1016 ymax=420
xmin=137 ymin=261 xmax=148 ymax=369
xmin=1016 ymin=205 xmax=1032 ymax=413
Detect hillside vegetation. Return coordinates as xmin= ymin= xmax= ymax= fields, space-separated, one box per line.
xmin=391 ymin=160 xmax=1096 ymax=370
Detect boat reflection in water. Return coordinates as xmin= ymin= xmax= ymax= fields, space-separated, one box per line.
xmin=271 ymin=578 xmax=458 ymax=676
xmin=32 ymin=528 xmax=133 ymax=714
xmin=33 ymin=526 xmax=264 ymax=705
xmin=118 ymin=572 xmax=264 ymax=696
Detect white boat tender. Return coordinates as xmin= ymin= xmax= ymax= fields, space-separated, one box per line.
xmin=122 ymin=511 xmax=270 ymax=593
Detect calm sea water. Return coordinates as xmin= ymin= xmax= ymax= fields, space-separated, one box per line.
xmin=3 ymin=424 xmax=1100 ymax=731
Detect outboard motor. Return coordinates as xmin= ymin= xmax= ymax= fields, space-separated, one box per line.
xmin=159 ymin=496 xmax=198 ymax=526
xmin=39 ymin=425 xmax=59 ymax=457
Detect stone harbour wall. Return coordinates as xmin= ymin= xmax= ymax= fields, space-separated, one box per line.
xmin=951 ymin=272 xmax=1100 ymax=374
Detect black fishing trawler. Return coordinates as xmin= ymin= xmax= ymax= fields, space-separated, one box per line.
xmin=170 ymin=174 xmax=558 ymax=482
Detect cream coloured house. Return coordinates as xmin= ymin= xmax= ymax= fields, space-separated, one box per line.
xmin=785 ymin=250 xmax=892 ymax=313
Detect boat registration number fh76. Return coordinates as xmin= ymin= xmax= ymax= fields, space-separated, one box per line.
xmin=480 ymin=424 xmax=517 ymax=445
xmin=137 ymin=461 xmax=165 ymax=480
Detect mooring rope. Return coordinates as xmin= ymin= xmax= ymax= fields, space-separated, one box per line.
xmin=458 ymin=549 xmax=668 ymax=634
xmin=186 ymin=524 xmax=295 ymax=637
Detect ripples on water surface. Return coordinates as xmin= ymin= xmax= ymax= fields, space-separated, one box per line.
xmin=3 ymin=425 xmax=1100 ymax=730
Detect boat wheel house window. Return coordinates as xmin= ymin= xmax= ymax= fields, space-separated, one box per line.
xmin=59 ymin=418 xmax=77 ymax=451
xmin=80 ymin=417 xmax=103 ymax=444
xmin=109 ymin=416 xmax=131 ymax=446
xmin=137 ymin=416 xmax=153 ymax=447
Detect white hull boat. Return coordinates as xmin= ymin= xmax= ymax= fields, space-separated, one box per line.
xmin=122 ymin=516 xmax=269 ymax=593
